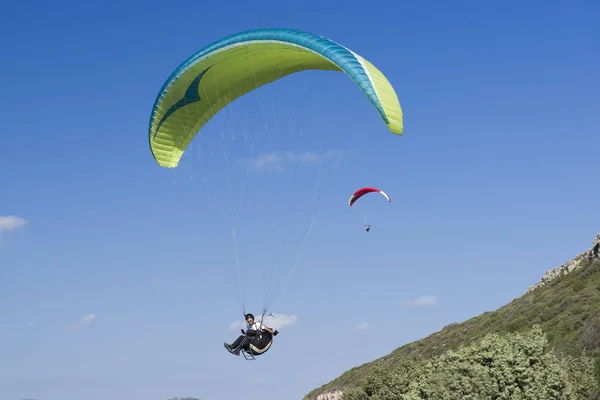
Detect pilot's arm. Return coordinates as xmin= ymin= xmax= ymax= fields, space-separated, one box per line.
xmin=262 ymin=325 xmax=274 ymax=334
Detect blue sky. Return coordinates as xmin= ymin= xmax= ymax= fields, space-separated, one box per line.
xmin=1 ymin=0 xmax=599 ymax=399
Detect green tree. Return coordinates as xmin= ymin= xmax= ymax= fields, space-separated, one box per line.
xmin=561 ymin=351 xmax=599 ymax=400
xmin=403 ymin=325 xmax=566 ymax=399
xmin=343 ymin=326 xmax=598 ymax=400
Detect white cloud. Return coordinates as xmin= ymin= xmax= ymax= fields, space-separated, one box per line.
xmin=228 ymin=319 xmax=245 ymax=331
xmin=266 ymin=313 xmax=299 ymax=329
xmin=67 ymin=313 xmax=97 ymax=331
xmin=0 ymin=216 xmax=27 ymax=232
xmin=227 ymin=313 xmax=299 ymax=331
xmin=248 ymin=152 xmax=286 ymax=171
xmin=245 ymin=149 xmax=343 ymax=172
xmin=403 ymin=295 xmax=437 ymax=307
xmin=356 ymin=321 xmax=373 ymax=330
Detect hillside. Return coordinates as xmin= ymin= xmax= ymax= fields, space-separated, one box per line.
xmin=304 ymin=233 xmax=600 ymax=400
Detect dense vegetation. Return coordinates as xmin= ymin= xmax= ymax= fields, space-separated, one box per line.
xmin=304 ymin=257 xmax=600 ymax=399
xmin=342 ymin=326 xmax=598 ymax=399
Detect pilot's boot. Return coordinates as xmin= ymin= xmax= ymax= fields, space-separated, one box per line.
xmin=224 ymin=343 xmax=235 ymax=354
xmin=224 ymin=342 xmax=240 ymax=355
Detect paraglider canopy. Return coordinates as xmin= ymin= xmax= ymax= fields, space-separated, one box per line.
xmin=348 ymin=187 xmax=391 ymax=207
xmin=148 ymin=28 xmax=403 ymax=168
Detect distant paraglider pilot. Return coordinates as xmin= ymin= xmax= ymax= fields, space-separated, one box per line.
xmin=224 ymin=313 xmax=278 ymax=356
xmin=348 ymin=188 xmax=391 ymax=233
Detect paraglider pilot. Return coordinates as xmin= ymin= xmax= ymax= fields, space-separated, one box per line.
xmin=224 ymin=313 xmax=277 ymax=356
xmin=365 ymin=225 xmax=371 ymax=232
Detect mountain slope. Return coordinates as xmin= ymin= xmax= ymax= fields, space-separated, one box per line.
xmin=304 ymin=233 xmax=600 ymax=400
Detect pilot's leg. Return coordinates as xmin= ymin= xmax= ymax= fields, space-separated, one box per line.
xmin=224 ymin=335 xmax=246 ymax=355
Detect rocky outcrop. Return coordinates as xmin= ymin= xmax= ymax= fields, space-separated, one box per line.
xmin=316 ymin=390 xmax=343 ymax=400
xmin=526 ymin=233 xmax=600 ymax=294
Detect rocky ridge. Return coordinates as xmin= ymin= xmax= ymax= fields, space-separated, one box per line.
xmin=526 ymin=233 xmax=600 ymax=294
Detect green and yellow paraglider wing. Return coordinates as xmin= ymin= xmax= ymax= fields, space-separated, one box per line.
xmin=148 ymin=28 xmax=403 ymax=168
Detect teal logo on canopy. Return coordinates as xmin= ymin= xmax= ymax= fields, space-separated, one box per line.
xmin=153 ymin=65 xmax=213 ymax=139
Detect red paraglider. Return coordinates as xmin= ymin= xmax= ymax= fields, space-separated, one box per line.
xmin=348 ymin=187 xmax=391 ymax=232
xmin=348 ymin=187 xmax=391 ymax=206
